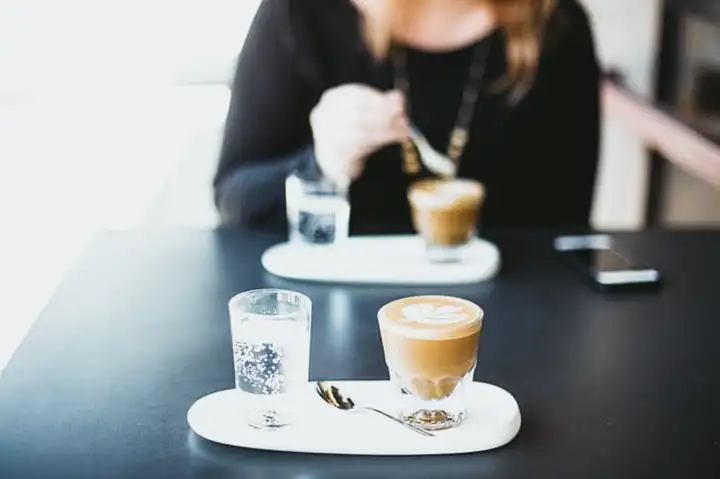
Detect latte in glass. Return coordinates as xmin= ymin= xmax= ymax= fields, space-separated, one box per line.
xmin=378 ymin=295 xmax=483 ymax=431
xmin=408 ymin=179 xmax=485 ymax=263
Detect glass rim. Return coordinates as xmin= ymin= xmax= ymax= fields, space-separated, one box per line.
xmin=228 ymin=288 xmax=312 ymax=312
xmin=286 ymin=172 xmax=348 ymax=194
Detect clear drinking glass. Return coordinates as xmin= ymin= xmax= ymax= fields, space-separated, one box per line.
xmin=228 ymin=289 xmax=312 ymax=430
xmin=285 ymin=172 xmax=350 ymax=245
xmin=377 ymin=295 xmax=483 ymax=431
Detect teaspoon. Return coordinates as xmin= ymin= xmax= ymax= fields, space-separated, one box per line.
xmin=315 ymin=381 xmax=434 ymax=437
xmin=409 ymin=127 xmax=457 ymax=178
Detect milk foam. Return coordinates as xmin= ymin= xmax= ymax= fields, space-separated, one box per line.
xmin=378 ymin=296 xmax=482 ymax=340
xmin=408 ymin=180 xmax=483 ymax=209
xmin=401 ymin=303 xmax=468 ymax=325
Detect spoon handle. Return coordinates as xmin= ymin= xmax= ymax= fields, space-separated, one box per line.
xmin=362 ymin=407 xmax=435 ymax=437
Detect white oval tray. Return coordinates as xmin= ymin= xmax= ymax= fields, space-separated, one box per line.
xmin=187 ymin=380 xmax=521 ymax=456
xmin=261 ymin=236 xmax=501 ymax=285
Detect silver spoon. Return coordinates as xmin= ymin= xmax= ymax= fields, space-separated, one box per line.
xmin=410 ymin=127 xmax=457 ymax=178
xmin=315 ymin=381 xmax=434 ymax=437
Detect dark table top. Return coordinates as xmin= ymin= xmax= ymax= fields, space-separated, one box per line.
xmin=1 ymin=229 xmax=719 ymax=478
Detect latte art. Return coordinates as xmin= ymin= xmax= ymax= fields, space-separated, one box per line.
xmin=378 ymin=295 xmax=482 ymax=340
xmin=401 ymin=303 xmax=468 ymax=325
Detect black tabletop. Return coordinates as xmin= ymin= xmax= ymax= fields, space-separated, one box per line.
xmin=1 ymin=229 xmax=719 ymax=478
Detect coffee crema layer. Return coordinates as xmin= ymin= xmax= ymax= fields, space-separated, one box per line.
xmin=407 ymin=179 xmax=485 ymax=246
xmin=378 ymin=296 xmax=483 ymax=400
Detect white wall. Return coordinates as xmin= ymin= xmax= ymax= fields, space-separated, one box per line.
xmin=583 ymin=0 xmax=662 ymax=230
xmin=0 ymin=0 xmax=259 ymax=372
xmin=0 ymin=0 xmax=257 ymax=95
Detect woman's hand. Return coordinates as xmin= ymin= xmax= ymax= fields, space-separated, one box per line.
xmin=310 ymin=84 xmax=410 ymax=188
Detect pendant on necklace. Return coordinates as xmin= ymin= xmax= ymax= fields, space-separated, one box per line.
xmin=448 ymin=127 xmax=469 ymax=165
xmin=401 ymin=140 xmax=421 ymax=174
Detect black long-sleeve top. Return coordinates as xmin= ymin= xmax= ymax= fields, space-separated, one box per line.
xmin=214 ymin=0 xmax=601 ymax=234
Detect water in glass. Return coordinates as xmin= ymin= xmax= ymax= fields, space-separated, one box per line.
xmin=286 ymin=173 xmax=350 ymax=244
xmin=229 ymin=290 xmax=311 ymax=429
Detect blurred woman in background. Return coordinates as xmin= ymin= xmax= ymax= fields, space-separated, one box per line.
xmin=214 ymin=0 xmax=601 ymax=233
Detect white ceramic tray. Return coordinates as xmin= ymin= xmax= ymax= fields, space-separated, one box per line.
xmin=187 ymin=380 xmax=521 ymax=456
xmin=261 ymin=236 xmax=501 ymax=285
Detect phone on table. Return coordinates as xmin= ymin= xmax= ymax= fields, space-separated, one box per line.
xmin=553 ymin=235 xmax=661 ymax=292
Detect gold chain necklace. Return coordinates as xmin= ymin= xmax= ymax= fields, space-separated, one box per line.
xmin=392 ymin=43 xmax=490 ymax=175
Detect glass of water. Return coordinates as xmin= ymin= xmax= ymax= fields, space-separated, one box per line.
xmin=228 ymin=289 xmax=312 ymax=430
xmin=285 ymin=172 xmax=350 ymax=244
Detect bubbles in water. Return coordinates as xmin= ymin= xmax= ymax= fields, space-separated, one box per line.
xmin=233 ymin=340 xmax=287 ymax=395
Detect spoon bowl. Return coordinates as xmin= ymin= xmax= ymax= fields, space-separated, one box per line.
xmin=315 ymin=381 xmax=434 ymax=437
xmin=409 ymin=127 xmax=457 ymax=178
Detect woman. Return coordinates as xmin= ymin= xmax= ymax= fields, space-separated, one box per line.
xmin=214 ymin=0 xmax=601 ymax=233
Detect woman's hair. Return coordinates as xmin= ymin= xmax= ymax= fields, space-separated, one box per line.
xmin=361 ymin=0 xmax=557 ymax=92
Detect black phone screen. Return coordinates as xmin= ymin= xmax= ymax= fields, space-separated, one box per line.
xmin=566 ymin=248 xmax=635 ymax=273
xmin=555 ymin=235 xmax=661 ymax=292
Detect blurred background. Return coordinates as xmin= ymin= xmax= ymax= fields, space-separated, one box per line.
xmin=0 ymin=0 xmax=718 ymax=369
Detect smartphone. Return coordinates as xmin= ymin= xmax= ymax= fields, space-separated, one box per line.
xmin=553 ymin=235 xmax=661 ymax=292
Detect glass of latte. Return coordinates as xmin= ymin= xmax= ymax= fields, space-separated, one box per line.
xmin=407 ymin=178 xmax=485 ymax=263
xmin=378 ymin=295 xmax=483 ymax=431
